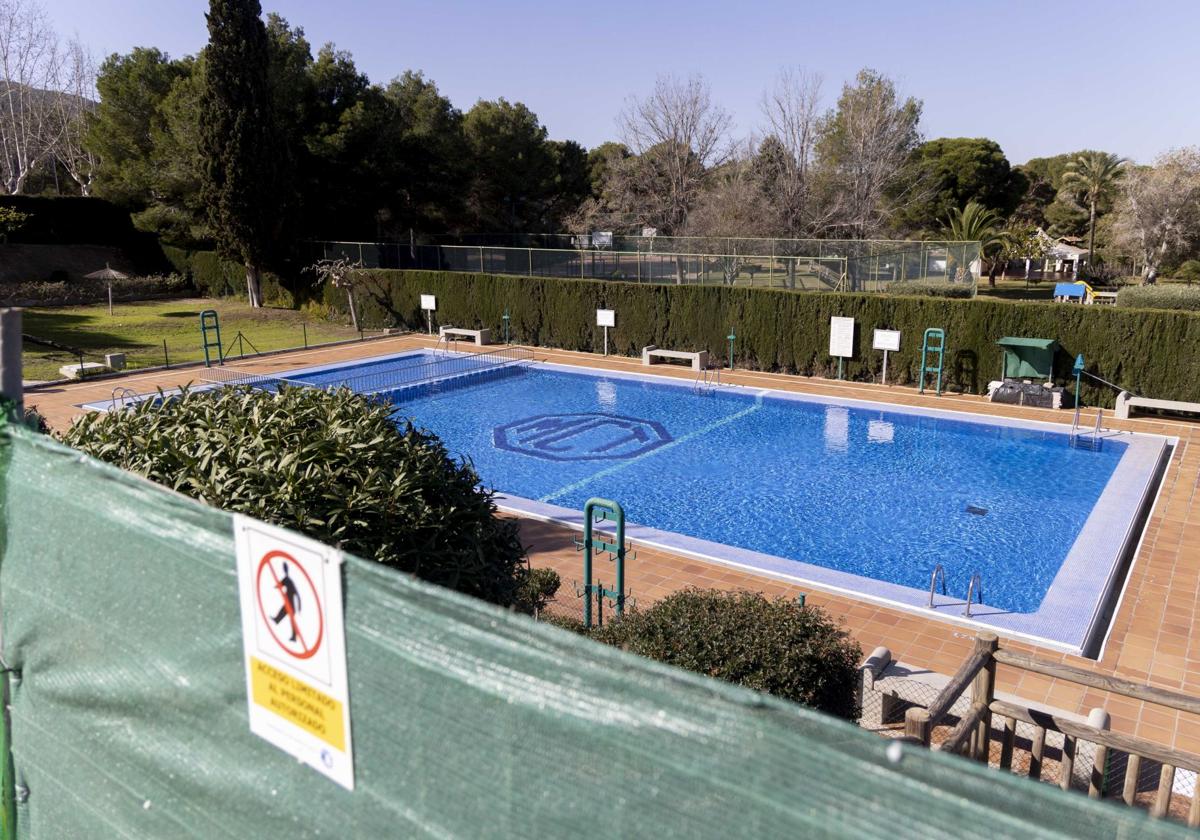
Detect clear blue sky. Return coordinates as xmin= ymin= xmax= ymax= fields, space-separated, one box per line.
xmin=48 ymin=0 xmax=1200 ymax=165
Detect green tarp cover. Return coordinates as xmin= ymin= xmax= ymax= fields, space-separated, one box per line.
xmin=0 ymin=425 xmax=1188 ymax=838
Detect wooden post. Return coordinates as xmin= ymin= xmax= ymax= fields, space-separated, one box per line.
xmin=1152 ymin=764 xmax=1175 ymax=818
xmin=904 ymin=707 xmax=931 ymax=746
xmin=1122 ymin=754 xmax=1142 ymax=806
xmin=0 ymin=308 xmax=22 ymax=416
xmin=1087 ymin=708 xmax=1110 ymax=799
xmin=970 ymin=633 xmax=999 ymax=762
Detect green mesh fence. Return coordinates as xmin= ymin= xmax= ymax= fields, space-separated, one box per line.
xmin=0 ymin=422 xmax=1186 ymax=838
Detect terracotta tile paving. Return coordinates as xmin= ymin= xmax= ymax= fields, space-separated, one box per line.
xmin=26 ymin=334 xmax=1200 ymax=750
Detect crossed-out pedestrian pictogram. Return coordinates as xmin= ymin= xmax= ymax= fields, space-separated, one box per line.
xmin=255 ymin=549 xmax=324 ymax=660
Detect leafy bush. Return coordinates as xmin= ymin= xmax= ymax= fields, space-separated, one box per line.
xmin=167 ymin=246 xmax=296 ymax=305
xmin=326 ymin=269 xmax=1200 ymax=407
xmin=592 ymin=589 xmax=862 ymax=719
xmin=883 ymin=280 xmax=973 ymax=298
xmin=61 ymin=386 xmax=532 ymax=608
xmin=1173 ymin=260 xmax=1200 ymax=284
xmin=1117 ymin=284 xmax=1200 ymax=311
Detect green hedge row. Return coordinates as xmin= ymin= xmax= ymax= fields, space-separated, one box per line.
xmin=164 ymin=246 xmax=293 ymax=305
xmin=330 ymin=269 xmax=1200 ymax=407
xmin=0 ymin=196 xmax=169 ymax=273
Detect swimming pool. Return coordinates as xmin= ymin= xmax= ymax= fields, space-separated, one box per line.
xmin=105 ymin=347 xmax=1164 ymax=652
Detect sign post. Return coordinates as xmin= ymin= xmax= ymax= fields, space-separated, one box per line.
xmin=420 ymin=294 xmax=436 ymax=335
xmin=873 ymin=329 xmax=901 ymax=386
xmin=829 ymin=316 xmax=855 ymax=380
xmin=234 ymin=515 xmax=354 ymax=790
xmin=597 ymin=308 xmax=615 ymax=356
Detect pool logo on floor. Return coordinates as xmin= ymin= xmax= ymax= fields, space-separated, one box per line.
xmin=493 ymin=413 xmax=672 ymax=462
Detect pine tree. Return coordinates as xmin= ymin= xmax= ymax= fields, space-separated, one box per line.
xmin=199 ymin=0 xmax=285 ymax=307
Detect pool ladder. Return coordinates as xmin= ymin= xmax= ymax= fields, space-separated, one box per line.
xmin=693 ymin=362 xmax=721 ymax=393
xmin=110 ymin=387 xmax=139 ymax=411
xmin=928 ymin=565 xmax=984 ymax=617
xmin=1069 ymin=406 xmax=1104 ymax=451
xmin=434 ymin=332 xmax=460 ymax=358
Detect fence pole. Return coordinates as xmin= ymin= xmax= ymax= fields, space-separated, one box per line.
xmin=528 ymin=248 xmax=532 ymax=277
xmin=0 ymin=308 xmax=22 ymax=417
xmin=970 ymin=633 xmax=999 ymax=762
xmin=163 ymin=339 xmax=170 ymax=369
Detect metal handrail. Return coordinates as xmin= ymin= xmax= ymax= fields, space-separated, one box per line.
xmin=928 ymin=564 xmax=946 ymax=608
xmin=110 ymin=387 xmax=139 ymax=410
xmin=963 ymin=573 xmax=983 ymax=617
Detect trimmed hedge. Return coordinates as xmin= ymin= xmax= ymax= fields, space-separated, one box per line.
xmin=1117 ymin=284 xmax=1200 ymax=311
xmin=0 ymin=196 xmax=168 ymax=273
xmin=329 ymin=269 xmax=1200 ymax=407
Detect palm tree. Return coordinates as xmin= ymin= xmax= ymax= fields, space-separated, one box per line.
xmin=1060 ymin=151 xmax=1127 ymax=268
xmin=944 ymin=202 xmax=1004 ymax=286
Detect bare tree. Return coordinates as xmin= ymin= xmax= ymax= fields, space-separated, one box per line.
xmin=615 ymin=74 xmax=732 ymax=236
xmin=0 ymin=0 xmax=59 ymax=194
xmin=1113 ymin=148 xmax=1200 ymax=284
xmin=49 ymin=37 xmax=96 ymax=194
xmin=815 ymin=69 xmax=924 ymax=238
xmin=684 ymin=148 xmax=776 ymax=285
xmin=759 ymin=68 xmax=832 ymax=239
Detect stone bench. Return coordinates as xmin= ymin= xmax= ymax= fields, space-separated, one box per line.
xmin=1115 ymin=390 xmax=1200 ymax=420
xmin=641 ymin=345 xmax=709 ymax=371
xmin=59 ymin=362 xmax=108 ymax=380
xmin=439 ymin=326 xmax=491 ymax=346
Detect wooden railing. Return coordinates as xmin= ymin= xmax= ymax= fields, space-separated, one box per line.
xmin=904 ymin=633 xmax=1200 ymax=827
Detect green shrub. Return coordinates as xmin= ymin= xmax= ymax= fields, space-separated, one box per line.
xmin=327 ymin=269 xmax=1200 ymax=407
xmin=61 ymin=386 xmax=531 ymax=608
xmin=1117 ymin=284 xmax=1200 ymax=311
xmin=883 ymin=280 xmax=973 ymax=298
xmin=592 ymin=589 xmax=862 ymax=719
xmin=167 ymin=247 xmax=295 ymax=305
xmin=1171 ymin=260 xmax=1200 ymax=284
xmin=513 ymin=567 xmax=562 ymax=615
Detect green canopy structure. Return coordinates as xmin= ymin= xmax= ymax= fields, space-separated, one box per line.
xmin=996 ymin=336 xmax=1059 ymax=382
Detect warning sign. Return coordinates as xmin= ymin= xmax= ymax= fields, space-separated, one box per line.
xmin=234 ymin=515 xmax=354 ymax=789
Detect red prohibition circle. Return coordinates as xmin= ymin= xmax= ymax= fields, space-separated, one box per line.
xmin=255 ymin=549 xmax=324 ymax=660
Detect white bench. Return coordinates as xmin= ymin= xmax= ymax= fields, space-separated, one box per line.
xmin=439 ymin=326 xmax=491 ymax=346
xmin=1115 ymin=390 xmax=1200 ymax=420
xmin=642 ymin=345 xmax=709 ymax=371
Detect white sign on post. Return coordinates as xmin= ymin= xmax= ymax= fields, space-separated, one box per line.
xmin=829 ymin=316 xmax=854 ymax=358
xmin=235 ymin=515 xmax=354 ymax=790
xmin=873 ymin=329 xmax=901 ymax=352
xmin=597 ymin=308 xmax=615 ymax=356
xmin=420 ymin=294 xmax=436 ymax=334
xmin=873 ymin=329 xmax=901 ymax=386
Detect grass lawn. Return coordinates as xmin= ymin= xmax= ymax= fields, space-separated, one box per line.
xmin=22 ymin=297 xmax=362 ymax=381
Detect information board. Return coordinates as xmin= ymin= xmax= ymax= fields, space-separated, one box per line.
xmin=873 ymin=329 xmax=901 ymax=352
xmin=829 ymin=317 xmax=855 ymax=358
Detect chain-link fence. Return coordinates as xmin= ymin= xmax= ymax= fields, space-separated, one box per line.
xmin=311 ymin=238 xmax=981 ymax=293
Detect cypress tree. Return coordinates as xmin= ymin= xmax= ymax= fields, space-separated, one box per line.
xmin=199 ymin=0 xmax=284 ymax=307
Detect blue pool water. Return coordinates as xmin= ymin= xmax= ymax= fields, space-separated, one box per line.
xmin=376 ymin=360 xmax=1127 ymax=614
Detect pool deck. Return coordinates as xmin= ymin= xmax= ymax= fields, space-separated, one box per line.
xmin=27 ymin=334 xmax=1200 ymax=753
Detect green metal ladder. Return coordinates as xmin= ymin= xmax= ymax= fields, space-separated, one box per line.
xmin=200 ymin=309 xmax=223 ymax=368
xmin=919 ymin=328 xmax=946 ymax=395
xmin=574 ymin=498 xmax=635 ymax=628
